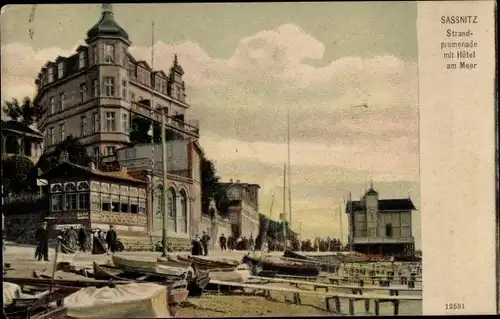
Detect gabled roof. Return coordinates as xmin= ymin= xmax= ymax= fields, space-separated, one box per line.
xmin=75 ymin=45 xmax=88 ymax=52
xmin=55 ymin=56 xmax=66 ymax=63
xmin=1 ymin=120 xmax=43 ymax=138
xmin=345 ymin=198 xmax=416 ymax=213
xmin=154 ymin=70 xmax=168 ymax=78
xmin=39 ymin=161 xmax=147 ymax=184
xmin=136 ymin=60 xmax=152 ymax=71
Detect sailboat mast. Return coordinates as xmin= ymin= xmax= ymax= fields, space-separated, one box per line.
xmin=287 ymin=106 xmax=292 ymax=232
xmin=282 ymin=163 xmax=287 ymax=251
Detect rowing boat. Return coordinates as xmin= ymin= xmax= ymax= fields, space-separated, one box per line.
xmin=242 ymin=254 xmax=320 ymax=278
xmin=178 ymin=255 xmax=238 ymax=270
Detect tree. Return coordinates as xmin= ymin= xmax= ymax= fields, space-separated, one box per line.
xmin=201 ymin=155 xmax=220 ymax=215
xmin=34 ymin=135 xmax=92 ymax=174
xmin=1 ymin=155 xmax=35 ymax=195
xmin=2 ymin=97 xmax=39 ymax=126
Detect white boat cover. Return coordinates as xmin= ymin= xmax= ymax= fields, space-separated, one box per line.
xmin=3 ymin=282 xmax=22 ymax=306
xmin=64 ymin=283 xmax=171 ymax=318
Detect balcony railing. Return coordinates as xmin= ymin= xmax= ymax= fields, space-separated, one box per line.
xmin=130 ymin=102 xmax=199 ymax=137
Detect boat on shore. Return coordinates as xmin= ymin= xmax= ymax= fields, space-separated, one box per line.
xmin=177 ymin=255 xmax=239 ymax=270
xmin=242 ymin=254 xmax=320 ymax=278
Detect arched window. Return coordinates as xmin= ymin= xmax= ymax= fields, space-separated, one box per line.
xmin=77 ymin=181 xmax=90 ymax=191
xmin=179 ymin=190 xmax=188 ymax=233
xmin=51 ymin=184 xmax=63 ymax=193
xmin=167 ymin=187 xmax=177 ymax=232
xmin=77 ymin=181 xmax=90 ymax=210
xmin=155 ymin=186 xmax=164 ymax=219
xmin=64 ymin=183 xmax=77 ymax=210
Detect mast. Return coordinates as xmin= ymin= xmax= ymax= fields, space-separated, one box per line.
xmin=339 ymin=201 xmax=344 ymax=249
xmin=261 ymin=194 xmax=275 ymax=258
xmin=287 ymin=106 xmax=292 ymax=233
xmin=282 ymin=163 xmax=287 ymax=251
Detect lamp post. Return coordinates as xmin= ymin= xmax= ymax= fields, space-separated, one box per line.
xmin=161 ymin=106 xmax=169 ymax=258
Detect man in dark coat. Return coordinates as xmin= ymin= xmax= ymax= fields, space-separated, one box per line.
xmin=35 ymin=222 xmax=49 ymax=261
xmin=78 ymin=227 xmax=87 ymax=252
xmin=219 ymin=234 xmax=227 ymax=251
xmin=201 ymin=231 xmax=210 ymax=256
xmin=106 ymin=225 xmax=117 ymax=253
xmin=191 ymin=234 xmax=202 ymax=255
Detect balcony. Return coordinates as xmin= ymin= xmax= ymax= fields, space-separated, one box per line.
xmin=130 ymin=102 xmax=199 ymax=138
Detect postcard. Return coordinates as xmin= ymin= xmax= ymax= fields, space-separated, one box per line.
xmin=0 ymin=1 xmax=497 ymax=317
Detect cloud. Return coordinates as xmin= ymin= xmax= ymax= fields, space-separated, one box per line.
xmin=0 ymin=24 xmax=419 ymax=242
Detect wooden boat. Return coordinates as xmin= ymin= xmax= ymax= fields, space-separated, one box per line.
xmin=178 ymin=255 xmax=238 ymax=270
xmin=242 ymin=254 xmax=320 ymax=278
xmin=111 ymin=254 xmax=157 ymax=273
xmin=283 ymin=249 xmax=315 ymax=261
xmin=4 ymin=284 xmax=77 ymax=319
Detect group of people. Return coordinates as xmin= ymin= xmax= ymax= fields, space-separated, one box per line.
xmin=298 ymin=237 xmax=344 ymax=252
xmin=191 ymin=231 xmax=211 ymax=256
xmin=34 ymin=222 xmax=120 ymax=260
xmin=219 ymin=234 xmax=256 ymax=251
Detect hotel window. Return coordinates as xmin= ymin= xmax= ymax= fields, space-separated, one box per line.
xmin=130 ymin=93 xmax=136 ymax=102
xmin=167 ymin=188 xmax=177 ymax=232
xmin=180 ymin=190 xmax=188 ymax=233
xmin=49 ymin=97 xmax=55 ymax=114
xmin=64 ymin=183 xmax=77 ymax=210
xmin=59 ymin=92 xmax=65 ymax=111
xmin=104 ymin=44 xmax=115 ymax=63
xmin=59 ymin=124 xmax=65 ymax=141
xmin=92 ymin=79 xmax=99 ymax=98
xmin=49 ymin=127 xmax=55 ymax=145
xmin=79 ymin=83 xmax=87 ymax=102
xmin=51 ymin=194 xmax=63 ymax=211
xmin=120 ymin=187 xmax=129 ymax=213
xmin=122 ymin=113 xmax=128 ymax=133
xmin=77 ymin=181 xmax=90 ymax=210
xmin=122 ymin=48 xmax=128 ymax=66
xmin=57 ymin=62 xmax=64 ymax=78
xmin=111 ymin=195 xmax=120 ymax=212
xmin=92 ymin=45 xmax=98 ymax=64
xmin=48 ymin=67 xmax=54 ymax=82
xmin=122 ymin=80 xmax=128 ymax=99
xmin=130 ymin=197 xmax=139 ymax=213
xmin=106 ymin=146 xmax=116 ymax=156
xmin=139 ymin=199 xmax=146 ymax=214
xmin=101 ymin=194 xmax=111 ymax=211
xmin=80 ymin=116 xmax=88 ymax=137
xmin=91 ymin=193 xmax=101 ymax=210
xmin=93 ymin=112 xmax=100 ymax=132
xmin=78 ymin=51 xmax=86 ymax=69
xmin=93 ymin=146 xmax=100 ymax=157
xmin=105 ymin=112 xmax=116 ymax=132
xmin=155 ymin=191 xmax=163 ymax=219
xmin=104 ymin=77 xmax=115 ymax=97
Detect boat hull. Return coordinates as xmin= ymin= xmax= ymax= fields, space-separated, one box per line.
xmin=242 ymin=255 xmax=320 ymax=278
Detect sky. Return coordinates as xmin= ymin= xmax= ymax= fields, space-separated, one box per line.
xmin=0 ymin=3 xmax=420 ymax=247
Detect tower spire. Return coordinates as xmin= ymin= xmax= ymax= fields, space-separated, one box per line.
xmin=102 ymin=3 xmax=113 ymax=14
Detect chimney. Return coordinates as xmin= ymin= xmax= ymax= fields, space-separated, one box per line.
xmin=229 ymin=179 xmax=233 ymax=183
xmin=236 ymin=179 xmax=240 ymax=184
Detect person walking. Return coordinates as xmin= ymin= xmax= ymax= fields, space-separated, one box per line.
xmin=78 ymin=226 xmax=87 ymax=252
xmin=201 ymin=231 xmax=210 ymax=256
xmin=67 ymin=227 xmax=78 ymax=250
xmin=219 ymin=234 xmax=227 ymax=251
xmin=106 ymin=225 xmax=117 ymax=253
xmin=35 ymin=222 xmax=49 ymax=261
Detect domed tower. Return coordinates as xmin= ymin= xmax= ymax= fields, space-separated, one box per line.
xmin=364 ymin=181 xmax=379 ymax=238
xmin=85 ymin=4 xmax=132 ymax=150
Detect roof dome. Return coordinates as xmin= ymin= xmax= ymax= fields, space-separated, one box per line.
xmin=86 ymin=4 xmax=129 ymax=42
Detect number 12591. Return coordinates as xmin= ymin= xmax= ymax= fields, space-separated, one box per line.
xmin=445 ymin=303 xmax=465 ymax=310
